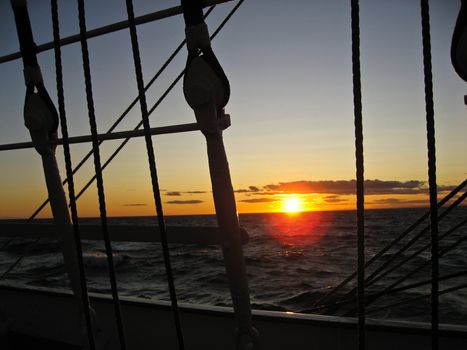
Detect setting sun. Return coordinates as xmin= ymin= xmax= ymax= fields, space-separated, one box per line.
xmin=282 ymin=197 xmax=303 ymax=213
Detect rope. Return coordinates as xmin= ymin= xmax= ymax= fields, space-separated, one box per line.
xmin=362 ymin=192 xmax=466 ymax=287
xmin=76 ymin=0 xmax=127 ymax=349
xmin=305 ymin=269 xmax=467 ymax=314
xmin=26 ymin=3 xmax=240 ymax=219
xmin=0 ymin=237 xmax=40 ymax=280
xmin=9 ymin=0 xmax=38 ymax=68
xmin=380 ymin=215 xmax=467 ymax=300
xmin=371 ymin=214 xmax=467 ymax=288
xmin=327 ymin=213 xmax=467 ymax=316
xmin=359 ymin=217 xmax=467 ymax=312
xmin=334 ymin=190 xmax=466 ymax=312
xmin=51 ymin=1 xmax=95 ymax=348
xmin=367 ymin=282 xmax=467 ymax=315
xmin=125 ymin=0 xmax=185 ymax=348
xmin=63 ymin=1 xmax=244 ymax=203
xmin=311 ymin=179 xmax=466 ymax=308
xmin=0 ymin=238 xmax=14 ymax=251
xmin=351 ymin=0 xmax=365 ymax=349
xmin=328 ymin=187 xmax=467 ymax=316
xmin=2 ymin=0 xmax=243 ymax=324
xmin=0 ymin=1 xmax=229 ymax=64
xmin=2 ymin=0 xmax=56 ymax=280
xmin=10 ymin=0 xmax=59 ymax=141
xmin=364 ymin=193 xmax=466 ymax=287
xmin=420 ymin=1 xmax=439 ymax=347
xmin=367 ymin=270 xmax=467 ymax=305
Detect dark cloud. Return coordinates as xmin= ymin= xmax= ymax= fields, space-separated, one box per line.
xmin=438 ymin=185 xmax=457 ymax=192
xmin=325 ymin=199 xmax=347 ymax=203
xmin=263 ymin=180 xmax=432 ymax=195
xmin=371 ymin=198 xmax=403 ymax=204
xmin=166 ymin=191 xmax=181 ymax=196
xmin=123 ymin=203 xmax=147 ymax=207
xmin=166 ymin=200 xmax=203 ymax=205
xmin=323 ymin=195 xmax=348 ymax=203
xmin=166 ymin=190 xmax=207 ymax=195
xmin=239 ymin=198 xmax=276 ymax=203
xmin=235 ymin=186 xmax=262 ymax=193
xmin=371 ymin=197 xmax=432 ymax=205
xmin=404 ymin=199 xmax=430 ymax=204
xmin=252 ymin=191 xmax=282 ymax=196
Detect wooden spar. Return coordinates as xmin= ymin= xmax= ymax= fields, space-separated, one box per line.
xmin=0 ymin=116 xmax=231 ymax=152
xmin=203 ymin=128 xmax=257 ymax=340
xmin=9 ymin=1 xmax=100 ymax=346
xmin=180 ymin=0 xmax=257 ymax=345
xmin=40 ymin=152 xmax=87 ymax=305
xmin=0 ymin=0 xmax=233 ymax=64
xmin=0 ymin=222 xmax=249 ymax=245
xmin=181 ymin=0 xmax=258 ymax=341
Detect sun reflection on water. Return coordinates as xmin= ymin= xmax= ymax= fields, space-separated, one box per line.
xmin=263 ymin=210 xmax=331 ymax=246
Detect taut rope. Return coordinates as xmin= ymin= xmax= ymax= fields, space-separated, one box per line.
xmin=76 ymin=0 xmax=127 ymax=348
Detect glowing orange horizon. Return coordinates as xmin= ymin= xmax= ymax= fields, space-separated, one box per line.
xmin=0 ymin=187 xmax=446 ymax=219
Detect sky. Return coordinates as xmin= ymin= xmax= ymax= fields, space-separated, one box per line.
xmin=0 ymin=0 xmax=466 ymax=218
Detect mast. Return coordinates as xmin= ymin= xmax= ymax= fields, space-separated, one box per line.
xmin=181 ymin=1 xmax=259 ymax=349
xmin=9 ymin=0 xmax=100 ymax=348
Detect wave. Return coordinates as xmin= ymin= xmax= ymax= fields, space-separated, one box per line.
xmin=1 ymin=207 xmax=466 ymax=324
xmin=83 ymin=251 xmax=127 ymax=268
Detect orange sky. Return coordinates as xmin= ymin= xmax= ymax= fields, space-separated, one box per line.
xmin=4 ymin=176 xmax=458 ymax=219
xmin=0 ymin=1 xmax=465 ymax=219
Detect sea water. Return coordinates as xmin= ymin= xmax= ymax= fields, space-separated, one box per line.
xmin=0 ymin=207 xmax=466 ymax=325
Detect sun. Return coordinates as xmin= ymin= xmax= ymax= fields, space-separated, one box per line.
xmin=282 ymin=197 xmax=303 ymax=213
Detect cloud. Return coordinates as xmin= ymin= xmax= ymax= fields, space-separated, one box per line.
xmin=166 ymin=190 xmax=207 ymax=195
xmin=239 ymin=198 xmax=276 ymax=203
xmin=251 ymin=191 xmax=282 ymax=196
xmin=166 ymin=191 xmax=181 ymax=196
xmin=438 ymin=185 xmax=457 ymax=192
xmin=123 ymin=203 xmax=147 ymax=207
xmin=235 ymin=185 xmax=262 ymax=193
xmin=404 ymin=199 xmax=431 ymax=204
xmin=371 ymin=198 xmax=403 ymax=204
xmin=370 ymin=197 xmax=432 ymax=205
xmin=166 ymin=200 xmax=203 ymax=205
xmin=323 ymin=195 xmax=348 ymax=203
xmin=262 ymin=179 xmax=433 ymax=195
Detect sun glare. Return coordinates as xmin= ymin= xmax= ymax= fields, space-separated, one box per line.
xmin=282 ymin=197 xmax=303 ymax=213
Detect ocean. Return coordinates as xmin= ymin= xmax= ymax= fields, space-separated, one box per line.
xmin=1 ymin=207 xmax=466 ymax=325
